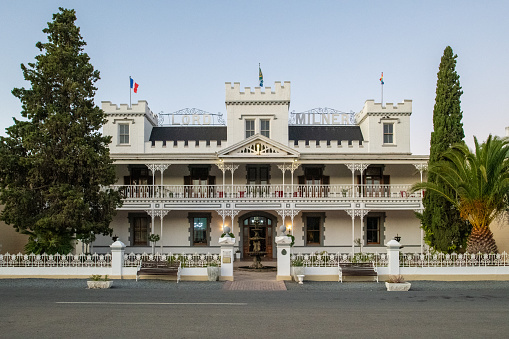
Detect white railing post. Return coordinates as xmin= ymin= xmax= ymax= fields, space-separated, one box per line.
xmin=219 ymin=236 xmax=235 ymax=281
xmin=110 ymin=240 xmax=126 ymax=278
xmin=275 ymin=235 xmax=292 ymax=280
xmin=386 ymin=239 xmax=401 ymax=276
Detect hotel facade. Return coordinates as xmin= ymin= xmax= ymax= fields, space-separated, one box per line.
xmin=88 ymin=81 xmax=429 ymax=257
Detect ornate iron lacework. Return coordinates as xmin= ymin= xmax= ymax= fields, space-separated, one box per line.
xmin=238 ymin=143 xmax=280 ymax=154
xmin=158 ymin=108 xmax=225 ymax=126
xmin=122 ymin=252 xmax=221 ymax=268
xmin=289 ymin=108 xmax=356 ymax=125
xmin=0 ymin=253 xmax=112 ymax=267
xmin=290 ymin=252 xmax=388 ymax=267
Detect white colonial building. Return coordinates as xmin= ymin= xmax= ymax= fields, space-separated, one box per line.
xmin=91 ymin=81 xmax=428 ymax=257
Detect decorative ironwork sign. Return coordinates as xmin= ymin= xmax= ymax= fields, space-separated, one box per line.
xmin=289 ymin=108 xmax=356 ymax=126
xmin=158 ymin=108 xmax=226 ymax=126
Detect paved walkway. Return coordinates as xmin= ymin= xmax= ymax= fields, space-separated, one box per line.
xmin=223 ymin=259 xmax=287 ymax=290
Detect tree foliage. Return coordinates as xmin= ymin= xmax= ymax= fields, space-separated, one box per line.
xmin=413 ymin=135 xmax=509 ymax=253
xmin=0 ymin=8 xmax=122 ymax=254
xmin=418 ymin=46 xmax=470 ymax=253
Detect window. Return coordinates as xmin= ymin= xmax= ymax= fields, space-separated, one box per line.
xmin=124 ymin=166 xmax=153 ymax=186
xmin=359 ymin=166 xmax=390 ymax=197
xmin=383 ymin=123 xmax=394 ymax=144
xmin=129 ymin=214 xmax=150 ymax=246
xmin=184 ymin=166 xmax=215 ymax=198
xmin=366 ymin=216 xmax=380 ymax=245
xmin=119 ymin=124 xmax=129 ymax=144
xmin=246 ymin=165 xmax=269 ymax=185
xmin=260 ymin=119 xmax=270 ymax=138
xmin=188 ymin=213 xmax=211 ymax=246
xmin=193 ymin=217 xmax=208 ymax=245
xmin=190 ymin=167 xmax=209 ymax=186
xmin=245 ymin=120 xmax=255 ymax=138
xmin=298 ymin=166 xmax=329 ymax=197
xmin=303 ymin=213 xmax=325 ymax=246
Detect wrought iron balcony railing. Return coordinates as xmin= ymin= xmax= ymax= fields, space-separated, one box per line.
xmin=111 ymin=184 xmax=423 ymax=200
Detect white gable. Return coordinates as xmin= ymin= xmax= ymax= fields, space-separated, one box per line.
xmin=217 ymin=134 xmax=299 ymax=158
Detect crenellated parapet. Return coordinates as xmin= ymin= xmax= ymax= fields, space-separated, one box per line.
xmin=144 ymin=140 xmax=227 ymax=154
xmin=225 ymin=81 xmax=291 ymax=105
xmin=290 ymin=140 xmax=370 ymax=154
xmin=355 ymin=100 xmax=412 ymax=124
xmin=102 ymin=100 xmax=158 ymax=126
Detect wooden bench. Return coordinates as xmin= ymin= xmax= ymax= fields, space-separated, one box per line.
xmin=338 ymin=263 xmax=378 ymax=283
xmin=136 ymin=260 xmax=181 ymax=283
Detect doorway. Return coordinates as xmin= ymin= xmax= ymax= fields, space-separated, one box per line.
xmin=241 ymin=214 xmax=275 ymax=259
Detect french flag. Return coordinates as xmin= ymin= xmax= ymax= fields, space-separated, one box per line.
xmin=130 ymin=77 xmax=139 ymax=93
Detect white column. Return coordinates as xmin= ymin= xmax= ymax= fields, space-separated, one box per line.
xmin=158 ymin=164 xmax=169 ymax=198
xmin=229 ymin=209 xmax=240 ymax=238
xmin=158 ymin=210 xmax=169 ymax=254
xmin=386 ymin=239 xmax=401 ymax=276
xmin=413 ymin=163 xmax=428 ymax=254
xmin=275 ymin=235 xmax=292 ymax=281
xmin=110 ymin=240 xmax=126 ymax=278
xmin=219 ymin=236 xmax=235 ymax=281
xmin=346 ymin=209 xmax=356 ymax=255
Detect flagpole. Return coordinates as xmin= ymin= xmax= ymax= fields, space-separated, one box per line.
xmin=381 ymin=82 xmax=384 ymax=107
xmin=129 ymin=76 xmax=132 ymax=107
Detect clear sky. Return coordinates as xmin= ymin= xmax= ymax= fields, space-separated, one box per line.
xmin=1 ymin=1 xmax=508 ymax=155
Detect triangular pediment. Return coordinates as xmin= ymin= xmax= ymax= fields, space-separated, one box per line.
xmin=217 ymin=134 xmax=300 ymax=158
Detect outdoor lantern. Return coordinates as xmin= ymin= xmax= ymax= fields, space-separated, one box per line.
xmin=394 ymin=234 xmax=401 ymax=242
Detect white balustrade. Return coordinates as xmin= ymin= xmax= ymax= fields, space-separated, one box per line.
xmin=112 ymin=184 xmax=423 ymax=200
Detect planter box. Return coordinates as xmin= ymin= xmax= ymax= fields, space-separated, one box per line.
xmin=207 ymin=266 xmax=220 ymax=281
xmin=87 ymin=281 xmax=113 ymax=289
xmin=385 ymin=282 xmax=411 ymax=291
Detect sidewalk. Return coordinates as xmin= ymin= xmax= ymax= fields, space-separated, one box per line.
xmin=224 ymin=259 xmax=286 ymax=290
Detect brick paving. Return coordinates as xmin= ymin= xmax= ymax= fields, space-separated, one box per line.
xmin=223 ymin=259 xmax=287 ymax=290
xmin=223 ymin=280 xmax=286 ymax=290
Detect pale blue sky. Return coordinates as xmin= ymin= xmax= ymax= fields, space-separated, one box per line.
xmin=1 ymin=1 xmax=508 ymax=155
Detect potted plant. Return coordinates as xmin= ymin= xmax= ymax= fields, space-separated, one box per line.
xmin=291 ymin=258 xmax=305 ymax=283
xmin=235 ymin=249 xmax=241 ymax=260
xmin=207 ymin=262 xmax=220 ymax=281
xmin=385 ymin=275 xmax=411 ymax=291
xmin=87 ymin=275 xmax=112 ymax=289
xmin=148 ymin=233 xmax=160 ymax=254
xmin=341 ymin=188 xmax=349 ymax=197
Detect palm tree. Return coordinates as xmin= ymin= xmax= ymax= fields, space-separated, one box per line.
xmin=412 ymin=135 xmax=509 ymax=253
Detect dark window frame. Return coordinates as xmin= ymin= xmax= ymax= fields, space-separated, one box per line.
xmin=245 ymin=165 xmax=270 ymax=185
xmin=364 ymin=212 xmax=385 ymax=246
xmin=188 ymin=212 xmax=211 ymax=246
xmin=302 ymin=212 xmax=326 ymax=246
xmin=128 ymin=213 xmax=151 ymax=246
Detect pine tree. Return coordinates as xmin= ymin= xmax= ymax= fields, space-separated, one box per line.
xmin=418 ymin=46 xmax=470 ymax=253
xmin=0 ymin=8 xmax=122 ymax=254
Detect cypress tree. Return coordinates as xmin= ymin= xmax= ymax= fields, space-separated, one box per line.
xmin=418 ymin=46 xmax=470 ymax=253
xmin=0 ymin=8 xmax=122 ymax=254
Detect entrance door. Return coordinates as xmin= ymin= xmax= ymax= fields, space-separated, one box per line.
xmin=242 ymin=216 xmax=273 ymax=258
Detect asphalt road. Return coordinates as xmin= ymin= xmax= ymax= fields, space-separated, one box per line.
xmin=1 ymin=280 xmax=508 ymax=339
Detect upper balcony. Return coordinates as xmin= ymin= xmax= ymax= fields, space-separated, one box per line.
xmin=112 ymin=184 xmax=423 ymax=202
